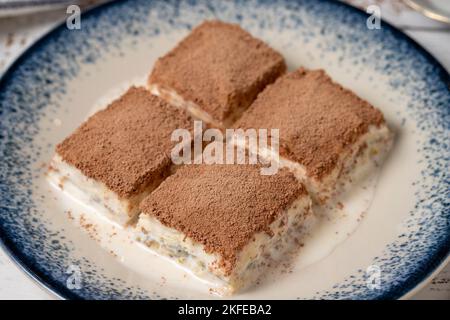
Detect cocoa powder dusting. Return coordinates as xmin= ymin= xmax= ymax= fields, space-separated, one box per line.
xmin=140 ymin=164 xmax=307 ymax=275
xmin=56 ymin=86 xmax=194 ymax=198
xmin=149 ymin=20 xmax=286 ymax=123
xmin=236 ymin=68 xmax=385 ymax=180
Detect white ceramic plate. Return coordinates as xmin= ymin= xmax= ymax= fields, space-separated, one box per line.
xmin=0 ymin=0 xmax=449 ymax=299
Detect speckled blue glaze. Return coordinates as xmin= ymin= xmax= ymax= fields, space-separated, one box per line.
xmin=0 ymin=0 xmax=448 ymax=299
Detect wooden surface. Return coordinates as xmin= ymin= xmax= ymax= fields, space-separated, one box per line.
xmin=0 ymin=0 xmax=448 ymax=300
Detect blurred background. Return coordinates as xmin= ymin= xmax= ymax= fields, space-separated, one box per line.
xmin=0 ymin=0 xmax=448 ymax=300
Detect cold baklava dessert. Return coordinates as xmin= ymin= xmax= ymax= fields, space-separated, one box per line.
xmin=136 ymin=164 xmax=312 ymax=294
xmin=235 ymin=68 xmax=393 ymax=203
xmin=49 ymin=87 xmax=194 ymax=225
xmin=148 ymin=20 xmax=286 ymax=128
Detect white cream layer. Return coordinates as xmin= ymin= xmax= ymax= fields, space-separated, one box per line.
xmin=48 ymin=154 xmax=155 ymax=226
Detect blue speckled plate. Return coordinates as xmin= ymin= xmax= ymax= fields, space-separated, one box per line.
xmin=0 ymin=0 xmax=449 ymax=300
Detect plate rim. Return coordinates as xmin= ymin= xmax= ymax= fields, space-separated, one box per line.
xmin=0 ymin=0 xmax=449 ymax=300
xmin=404 ymin=0 xmax=450 ymax=24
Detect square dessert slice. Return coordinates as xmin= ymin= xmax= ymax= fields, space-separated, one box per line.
xmin=48 ymin=86 xmax=194 ymax=226
xmin=148 ymin=20 xmax=286 ymax=128
xmin=136 ymin=164 xmax=312 ymax=294
xmin=234 ymin=68 xmax=393 ymax=203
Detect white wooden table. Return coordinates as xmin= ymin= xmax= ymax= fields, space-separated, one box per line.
xmin=0 ymin=0 xmax=448 ymax=300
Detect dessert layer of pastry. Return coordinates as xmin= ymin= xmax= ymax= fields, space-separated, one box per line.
xmin=148 ymin=20 xmax=286 ymax=127
xmin=235 ymin=68 xmax=393 ymax=203
xmin=53 ymin=86 xmax=194 ymax=224
xmin=48 ymin=154 xmax=162 ymax=225
xmin=135 ymin=164 xmax=312 ymax=294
